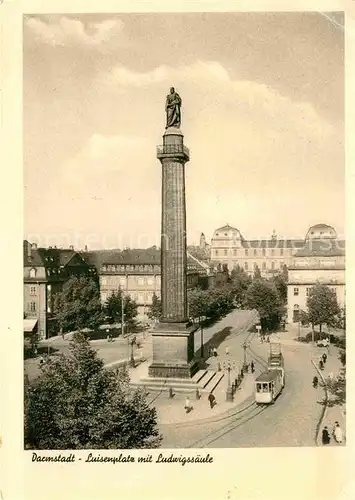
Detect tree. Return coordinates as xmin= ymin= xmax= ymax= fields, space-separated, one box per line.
xmin=253 ymin=265 xmax=261 ymax=279
xmin=24 ymin=332 xmax=162 ymax=449
xmin=230 ymin=265 xmax=252 ymax=307
xmin=270 ymin=272 xmax=288 ymax=304
xmin=104 ymin=288 xmax=138 ymax=328
xmin=246 ymin=279 xmax=285 ymax=331
xmin=306 ymin=283 xmax=341 ymax=334
xmin=147 ymin=293 xmax=162 ymax=321
xmin=54 ymin=276 xmax=104 ymax=333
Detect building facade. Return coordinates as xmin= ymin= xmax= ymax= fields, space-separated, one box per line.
xmin=210 ymin=224 xmax=305 ymax=276
xmin=287 ymin=224 xmax=345 ymax=323
xmin=83 ymin=248 xmax=209 ymax=320
xmin=23 ymin=241 xmax=98 ymax=338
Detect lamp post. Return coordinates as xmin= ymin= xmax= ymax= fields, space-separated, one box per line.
xmin=200 ymin=316 xmax=204 ymax=358
xmin=242 ymin=342 xmax=249 ymax=370
xmin=222 ymin=359 xmax=236 ymax=402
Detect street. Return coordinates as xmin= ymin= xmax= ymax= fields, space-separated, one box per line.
xmin=160 ymin=325 xmax=334 ymax=448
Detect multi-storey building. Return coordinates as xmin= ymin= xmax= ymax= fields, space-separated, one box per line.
xmin=83 ymin=247 xmax=209 ymax=320
xmin=287 ymin=224 xmax=345 ymax=323
xmin=210 ymin=224 xmax=305 ymax=275
xmin=23 ymin=240 xmax=98 ymax=338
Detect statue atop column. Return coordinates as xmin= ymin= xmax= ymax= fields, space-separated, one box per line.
xmin=165 ymin=87 xmax=181 ymax=128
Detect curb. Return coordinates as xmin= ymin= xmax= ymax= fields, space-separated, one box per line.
xmin=312 ymin=359 xmax=328 ymax=446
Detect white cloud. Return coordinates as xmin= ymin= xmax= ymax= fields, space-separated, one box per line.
xmin=25 ymin=16 xmax=124 ymax=47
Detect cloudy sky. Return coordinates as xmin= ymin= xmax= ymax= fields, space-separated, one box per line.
xmin=23 ymin=12 xmax=344 ymax=249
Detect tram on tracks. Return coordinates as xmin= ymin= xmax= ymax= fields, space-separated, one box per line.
xmin=254 ymin=343 xmax=285 ymax=405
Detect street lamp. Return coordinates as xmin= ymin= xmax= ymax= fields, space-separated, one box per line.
xmin=200 ymin=316 xmax=204 ymax=358
xmin=242 ymin=342 xmax=249 ymax=370
xmin=222 ymin=359 xmax=236 ymax=402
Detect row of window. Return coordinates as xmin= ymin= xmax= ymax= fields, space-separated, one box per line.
xmin=235 ymin=261 xmax=284 ymax=271
xmin=293 ymin=287 xmax=337 ymax=296
xmin=102 ymin=264 xmax=160 ymax=273
xmin=28 ymin=301 xmax=36 ymax=312
xmin=213 ymin=248 xmax=289 ymax=257
xmin=101 ymin=276 xmax=159 ymax=287
xmin=101 ymin=291 xmax=159 ymax=304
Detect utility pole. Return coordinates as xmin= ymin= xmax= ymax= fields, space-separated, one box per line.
xmin=200 ymin=316 xmax=204 ymax=358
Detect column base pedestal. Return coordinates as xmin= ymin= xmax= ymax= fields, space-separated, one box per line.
xmin=148 ymin=322 xmax=199 ymax=379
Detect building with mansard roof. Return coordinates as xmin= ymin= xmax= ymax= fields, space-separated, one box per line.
xmin=82 ymin=247 xmax=210 ymax=320
xmin=23 ymin=241 xmax=98 ymax=338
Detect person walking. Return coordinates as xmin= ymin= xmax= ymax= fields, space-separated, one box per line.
xmin=213 ymin=347 xmax=218 ymax=357
xmin=319 ymin=359 xmax=324 ymax=370
xmin=208 ymin=392 xmax=216 ymax=409
xmin=313 ymin=375 xmax=318 ymax=388
xmin=322 ymin=353 xmax=327 ymax=364
xmin=184 ymin=397 xmax=191 ymax=412
xmin=225 ymin=346 xmax=229 ymax=355
xmin=333 ymin=422 xmax=343 ymax=444
xmin=322 ymin=426 xmax=330 ymax=445
xmin=251 ymin=360 xmax=255 ymax=373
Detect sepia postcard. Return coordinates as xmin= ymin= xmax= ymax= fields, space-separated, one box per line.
xmin=1 ymin=1 xmax=353 ymax=499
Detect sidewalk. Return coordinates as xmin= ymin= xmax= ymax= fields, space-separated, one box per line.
xmin=313 ymin=345 xmax=346 ymax=446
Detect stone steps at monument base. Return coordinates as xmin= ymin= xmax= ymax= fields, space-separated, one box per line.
xmin=204 ymin=372 xmax=225 ymax=394
xmin=129 ymin=370 xmax=221 ymax=394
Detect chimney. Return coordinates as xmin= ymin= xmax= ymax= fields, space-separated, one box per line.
xmin=27 ymin=241 xmax=32 ymax=260
xmin=69 ymin=245 xmax=74 ymax=251
xmin=84 ymin=245 xmax=88 ymax=252
xmin=31 ymin=242 xmax=37 ymax=250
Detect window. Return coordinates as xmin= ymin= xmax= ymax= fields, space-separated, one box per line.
xmin=280 ymin=248 xmax=284 ymax=256
xmin=271 ymin=261 xmax=275 ymax=270
xmin=245 ymin=249 xmax=248 ymax=256
xmin=138 ymin=277 xmax=144 ymax=286
xmin=101 ymin=292 xmax=108 ymax=303
xmin=233 ymin=249 xmax=237 ymax=256
xmin=101 ymin=277 xmax=107 ymax=286
xmin=30 ymin=286 xmax=37 ymax=295
xmin=244 ymin=262 xmax=248 ymax=271
xmin=216 ymin=233 xmax=219 ymax=236
xmin=29 ymin=268 xmax=36 ymax=278
xmin=120 ymin=277 xmax=126 ymax=287
xmin=294 ymin=287 xmax=299 ymax=296
xmin=279 ymin=261 xmax=284 ymax=269
xmin=262 ymin=262 xmax=266 ymax=270
xmin=138 ymin=294 xmax=144 ymax=303
xmin=306 ymin=287 xmax=310 ymax=297
xmin=253 ymin=262 xmax=257 ymax=269
xmin=224 ymin=249 xmax=228 ymax=256
xmin=215 ymin=250 xmax=219 ymax=257
xmin=29 ymin=301 xmax=36 ymax=312
xmin=253 ymin=249 xmax=257 ymax=256
xmin=262 ymin=248 xmax=266 ymax=256
xmin=224 ymin=233 xmax=228 ymax=236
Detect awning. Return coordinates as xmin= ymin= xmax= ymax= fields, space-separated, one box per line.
xmin=23 ymin=319 xmax=38 ymax=333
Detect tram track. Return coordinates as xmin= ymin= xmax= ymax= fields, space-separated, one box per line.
xmin=186 ymin=401 xmax=268 ymax=448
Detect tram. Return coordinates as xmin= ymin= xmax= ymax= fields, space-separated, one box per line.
xmin=254 ymin=343 xmax=285 ymax=404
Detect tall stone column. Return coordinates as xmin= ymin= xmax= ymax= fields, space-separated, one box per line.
xmin=160 ymin=127 xmax=188 ymax=323
xmin=148 ymin=124 xmax=198 ymax=379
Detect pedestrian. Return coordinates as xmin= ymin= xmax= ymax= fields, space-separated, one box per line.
xmin=313 ymin=375 xmax=318 ymax=388
xmin=319 ymin=359 xmax=324 ymax=370
xmin=240 ymin=368 xmax=244 ymax=379
xmin=225 ymin=346 xmax=229 ymax=355
xmin=260 ymin=334 xmax=263 ymax=343
xmin=208 ymin=392 xmax=216 ymax=409
xmin=322 ymin=426 xmax=330 ymax=445
xmin=184 ymin=397 xmax=191 ymax=412
xmin=196 ymin=388 xmax=201 ymax=400
xmin=251 ymin=360 xmax=255 ymax=373
xmin=61 ymin=331 xmax=65 ymax=341
xmin=169 ymin=387 xmax=175 ymax=399
xmin=213 ymin=347 xmax=218 ymax=357
xmin=39 ymin=356 xmax=44 ymax=366
xmin=322 ymin=353 xmax=327 ymax=364
xmin=333 ymin=422 xmax=343 ymax=444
